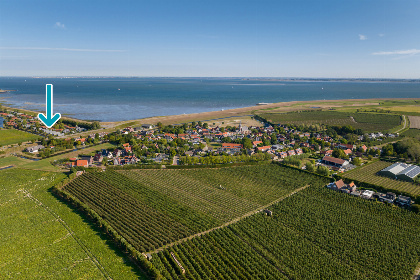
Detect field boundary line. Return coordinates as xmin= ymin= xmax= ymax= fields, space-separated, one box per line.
xmin=19 ymin=188 xmax=112 ymax=280
xmin=145 ymin=184 xmax=310 ymax=255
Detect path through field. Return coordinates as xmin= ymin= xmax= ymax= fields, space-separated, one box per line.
xmin=145 ymin=184 xmax=310 ymax=255
xmin=394 ymin=115 xmax=408 ymax=133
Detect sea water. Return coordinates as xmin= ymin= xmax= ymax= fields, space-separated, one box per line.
xmin=0 ymin=77 xmax=419 ymax=122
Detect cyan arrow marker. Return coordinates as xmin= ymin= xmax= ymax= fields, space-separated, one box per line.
xmin=38 ymin=84 xmax=61 ymax=128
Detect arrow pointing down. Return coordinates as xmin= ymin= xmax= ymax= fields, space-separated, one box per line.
xmin=38 ymin=84 xmax=61 ymax=128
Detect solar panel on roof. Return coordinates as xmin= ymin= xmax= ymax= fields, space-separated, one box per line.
xmin=405 ymin=166 xmax=420 ymax=178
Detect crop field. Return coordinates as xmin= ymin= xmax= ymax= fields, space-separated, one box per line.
xmin=0 ymin=128 xmax=39 ymax=147
xmin=0 ymin=168 xmax=145 ymax=280
xmin=402 ymin=128 xmax=420 ymax=138
xmin=342 ymin=161 xmax=420 ymax=196
xmin=63 ymin=164 xmax=318 ymax=253
xmin=151 ymin=183 xmax=420 ymax=280
xmin=258 ymin=111 xmax=402 ymax=132
xmin=409 ymin=116 xmax=420 ymax=129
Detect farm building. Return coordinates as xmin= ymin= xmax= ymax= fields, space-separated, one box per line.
xmin=321 ymin=156 xmax=349 ymax=168
xmin=379 ymin=162 xmax=420 ymax=182
xmin=396 ymin=165 xmax=420 ymax=182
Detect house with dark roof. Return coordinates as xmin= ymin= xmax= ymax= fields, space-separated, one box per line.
xmin=396 ymin=195 xmax=412 ymax=207
xmin=379 ymin=192 xmax=397 ymax=204
xmin=26 ymin=145 xmax=45 ymax=153
xmin=80 ymin=155 xmax=93 ymax=165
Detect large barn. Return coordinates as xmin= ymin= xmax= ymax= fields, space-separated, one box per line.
xmin=321 ymin=156 xmax=349 ymax=168
xmin=379 ymin=162 xmax=420 ymax=182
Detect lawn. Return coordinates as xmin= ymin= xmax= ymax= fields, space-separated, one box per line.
xmin=0 ymin=156 xmax=32 ymax=168
xmin=0 ymin=168 xmax=146 ymax=280
xmin=0 ymin=128 xmax=39 ymax=147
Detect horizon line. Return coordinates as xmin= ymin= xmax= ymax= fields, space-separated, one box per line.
xmin=1 ymin=76 xmax=420 ymax=80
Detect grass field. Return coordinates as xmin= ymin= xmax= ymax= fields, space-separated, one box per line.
xmin=151 ymin=182 xmax=420 ymax=279
xmin=342 ymin=160 xmax=420 ymax=196
xmin=0 ymin=168 xmax=147 ymax=280
xmin=258 ymin=111 xmax=402 ymax=132
xmin=0 ymin=156 xmax=32 ymax=168
xmin=0 ymin=129 xmax=39 ymax=147
xmin=18 ymin=143 xmax=115 ymax=172
xmin=62 ymin=164 xmax=317 ymax=253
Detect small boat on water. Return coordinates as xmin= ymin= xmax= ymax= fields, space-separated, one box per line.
xmin=256 ymin=102 xmax=272 ymax=105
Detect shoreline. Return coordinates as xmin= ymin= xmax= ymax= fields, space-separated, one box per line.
xmin=1 ymin=97 xmax=419 ymax=127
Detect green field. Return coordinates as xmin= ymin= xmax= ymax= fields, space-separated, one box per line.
xmin=402 ymin=128 xmax=420 ymax=138
xmin=18 ymin=143 xmax=115 ymax=172
xmin=0 ymin=156 xmax=32 ymax=168
xmin=62 ymin=164 xmax=315 ymax=254
xmin=342 ymin=160 xmax=420 ymax=196
xmin=0 ymin=128 xmax=39 ymax=146
xmin=258 ymin=111 xmax=402 ymax=132
xmin=151 ymin=181 xmax=420 ymax=280
xmin=0 ymin=168 xmax=146 ymax=280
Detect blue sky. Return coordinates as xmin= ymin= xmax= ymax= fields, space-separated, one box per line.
xmin=1 ymin=0 xmax=419 ymax=78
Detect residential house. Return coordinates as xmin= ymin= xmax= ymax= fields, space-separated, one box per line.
xmin=257 ymin=146 xmax=271 ymax=152
xmin=279 ymin=152 xmax=288 ymax=159
xmin=80 ymin=155 xmax=93 ymax=165
xmin=360 ymin=190 xmax=375 ymax=199
xmin=340 ymin=181 xmax=357 ymax=194
xmin=26 ymin=145 xmax=45 ymax=153
xmin=396 ymin=195 xmax=412 ymax=207
xmin=220 ymin=143 xmax=243 ymax=153
xmin=327 ymin=179 xmax=346 ymax=191
xmin=379 ymin=192 xmax=397 ymax=204
xmin=75 ymin=160 xmax=89 ymax=168
xmin=94 ymin=153 xmax=103 ymax=162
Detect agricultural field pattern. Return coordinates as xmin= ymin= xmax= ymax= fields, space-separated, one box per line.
xmin=258 ymin=111 xmax=402 ymax=132
xmin=59 ymin=164 xmax=420 ymax=279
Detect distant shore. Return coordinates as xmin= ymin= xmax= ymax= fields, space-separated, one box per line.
xmin=1 ymin=97 xmax=419 ymax=128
